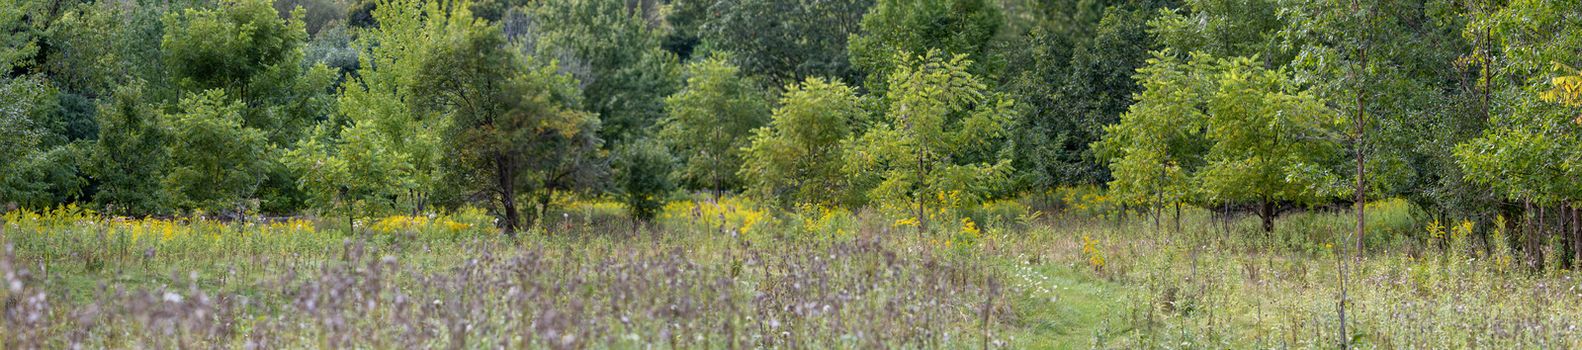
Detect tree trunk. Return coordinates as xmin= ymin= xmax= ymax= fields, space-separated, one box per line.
xmin=1174 ymin=202 xmax=1182 ymax=235
xmin=1259 ymin=200 xmax=1275 ymax=233
xmin=496 ymin=153 xmax=520 ymax=236
xmin=1563 ymin=204 xmax=1575 ymax=267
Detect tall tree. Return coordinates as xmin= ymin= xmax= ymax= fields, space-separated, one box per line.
xmin=1453 ymin=0 xmax=1582 ymax=265
xmin=1092 ymin=50 xmax=1209 ymax=227
xmin=659 ymin=54 xmax=770 ymax=193
xmin=88 ymin=83 xmax=168 ymax=215
xmin=694 ymin=0 xmax=873 ymax=87
xmin=742 ymin=77 xmax=868 ymax=207
xmin=162 ymin=90 xmax=270 ymax=213
xmin=847 ymin=0 xmax=1003 ymax=95
xmin=286 ymin=0 xmax=470 ymax=215
xmin=1000 ymin=1 xmax=1171 ymax=190
xmin=845 ymin=51 xmax=1016 ymax=231
xmin=414 ymin=21 xmax=599 ymax=235
xmin=529 ymin=0 xmax=678 ymax=145
xmin=1098 ymin=51 xmax=1346 ymax=232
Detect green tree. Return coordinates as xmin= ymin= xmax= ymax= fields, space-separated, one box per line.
xmin=1148 ymin=0 xmax=1288 ymax=63
xmin=1453 ymin=0 xmax=1582 ymax=263
xmin=530 ymin=0 xmax=678 ymax=145
xmin=659 ymin=55 xmax=770 ymax=193
xmin=287 ymin=0 xmax=471 ymax=215
xmin=1098 ymin=51 xmax=1346 ymax=232
xmin=163 ymin=90 xmax=271 ymax=213
xmin=1000 ymin=2 xmax=1170 ymax=190
xmin=88 ymin=83 xmax=168 ymax=215
xmin=847 ymin=0 xmax=1003 ymax=95
xmin=162 ymin=0 xmax=302 ymax=95
xmin=1281 ymin=0 xmax=1480 ymax=248
xmin=163 ymin=0 xmax=336 ymax=146
xmin=1093 ymin=51 xmax=1209 ymax=228
xmin=414 ymin=21 xmax=599 ymax=235
xmin=845 ymin=51 xmax=1016 ymax=231
xmin=612 ymin=137 xmax=676 ymax=223
xmin=697 ymin=0 xmax=873 ymax=86
xmin=741 ymin=77 xmax=867 ymax=207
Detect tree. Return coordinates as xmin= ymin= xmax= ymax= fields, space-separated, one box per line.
xmin=695 ymin=0 xmax=873 ymax=86
xmin=163 ymin=90 xmax=271 ymax=213
xmin=741 ymin=77 xmax=867 ymax=207
xmin=1098 ymin=51 xmax=1346 ymax=232
xmin=847 ymin=0 xmax=1003 ymax=95
xmin=845 ymin=51 xmax=1016 ymax=231
xmin=414 ymin=21 xmax=599 ymax=235
xmin=0 ymin=0 xmax=39 ymax=76
xmin=1000 ymin=2 xmax=1170 ymax=190
xmin=162 ymin=0 xmax=303 ymax=96
xmin=659 ymin=54 xmax=770 ymax=193
xmin=162 ymin=0 xmax=337 ymax=213
xmin=1281 ymin=0 xmax=1479 ymax=250
xmin=0 ymin=75 xmax=88 ymax=208
xmin=612 ymin=137 xmax=676 ymax=224
xmin=1453 ymin=0 xmax=1582 ymax=266
xmin=529 ymin=0 xmax=678 ymax=146
xmin=1147 ymin=0 xmax=1288 ymax=62
xmin=1092 ymin=50 xmax=1208 ymax=229
xmin=286 ymin=0 xmax=471 ymax=215
xmin=88 ymin=83 xmax=168 ymax=215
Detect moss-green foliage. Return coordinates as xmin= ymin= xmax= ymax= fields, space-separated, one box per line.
xmin=413 ymin=19 xmax=599 ymax=233
xmin=528 ymin=0 xmax=678 ymax=146
xmin=1454 ymin=0 xmax=1582 ymax=206
xmin=162 ymin=90 xmax=270 ymax=213
xmin=742 ymin=77 xmax=868 ymax=207
xmin=690 ymin=0 xmax=873 ymax=86
xmin=848 ymin=0 xmax=1003 ymax=95
xmin=659 ymin=55 xmax=770 ymax=192
xmin=88 ymin=84 xmax=168 ymax=215
xmin=612 ymin=138 xmax=676 ymax=222
xmin=845 ymin=51 xmax=1016 ymax=223
xmin=1097 ymin=51 xmax=1345 ymax=230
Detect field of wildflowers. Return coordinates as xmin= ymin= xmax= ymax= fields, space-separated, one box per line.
xmin=5 ymin=195 xmax=1582 ymax=348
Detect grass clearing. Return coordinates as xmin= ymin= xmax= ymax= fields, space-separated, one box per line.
xmin=5 ymin=198 xmax=1582 ymax=348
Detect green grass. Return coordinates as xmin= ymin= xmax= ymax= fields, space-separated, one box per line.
xmin=6 ymin=198 xmax=1582 ymax=348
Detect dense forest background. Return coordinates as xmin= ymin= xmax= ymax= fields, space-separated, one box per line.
xmin=2 ymin=0 xmax=1579 ymax=247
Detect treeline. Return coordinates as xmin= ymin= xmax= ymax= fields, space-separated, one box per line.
xmin=1 ymin=0 xmax=1579 ymax=244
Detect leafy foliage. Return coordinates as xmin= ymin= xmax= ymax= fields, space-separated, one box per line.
xmin=162 ymin=90 xmax=270 ymax=213
xmin=696 ymin=0 xmax=873 ymax=86
xmin=659 ymin=55 xmax=770 ymax=192
xmin=529 ymin=0 xmax=678 ymax=145
xmin=845 ymin=51 xmax=1016 ymax=227
xmin=612 ymin=137 xmax=676 ymax=222
xmin=414 ymin=20 xmax=598 ymax=233
xmin=847 ymin=0 xmax=1003 ymax=95
xmin=88 ymin=84 xmax=168 ymax=215
xmin=742 ymin=77 xmax=868 ymax=206
xmin=1098 ymin=51 xmax=1346 ymax=231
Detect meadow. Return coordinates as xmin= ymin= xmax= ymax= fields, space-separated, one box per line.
xmin=5 ymin=196 xmax=1580 ymax=349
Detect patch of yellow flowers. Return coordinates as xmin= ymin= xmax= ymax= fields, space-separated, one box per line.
xmin=369 ymin=215 xmax=471 ymax=235
xmin=660 ymin=196 xmax=773 ymax=235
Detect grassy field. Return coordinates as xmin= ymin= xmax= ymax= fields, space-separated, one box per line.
xmin=4 ymin=198 xmax=1582 ymax=348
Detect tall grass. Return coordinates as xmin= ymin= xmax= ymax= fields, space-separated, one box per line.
xmin=5 ymin=196 xmax=1582 ymax=348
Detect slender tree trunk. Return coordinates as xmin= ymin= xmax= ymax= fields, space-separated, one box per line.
xmin=1260 ymin=200 xmax=1275 ymax=233
xmin=1174 ymin=202 xmax=1183 ymax=235
xmin=917 ymin=151 xmax=927 ymax=235
xmin=496 ymin=153 xmax=520 ymax=236
xmin=1563 ymin=204 xmax=1575 ymax=267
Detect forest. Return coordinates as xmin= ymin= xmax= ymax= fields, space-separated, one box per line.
xmin=2 ymin=0 xmax=1581 ymax=348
